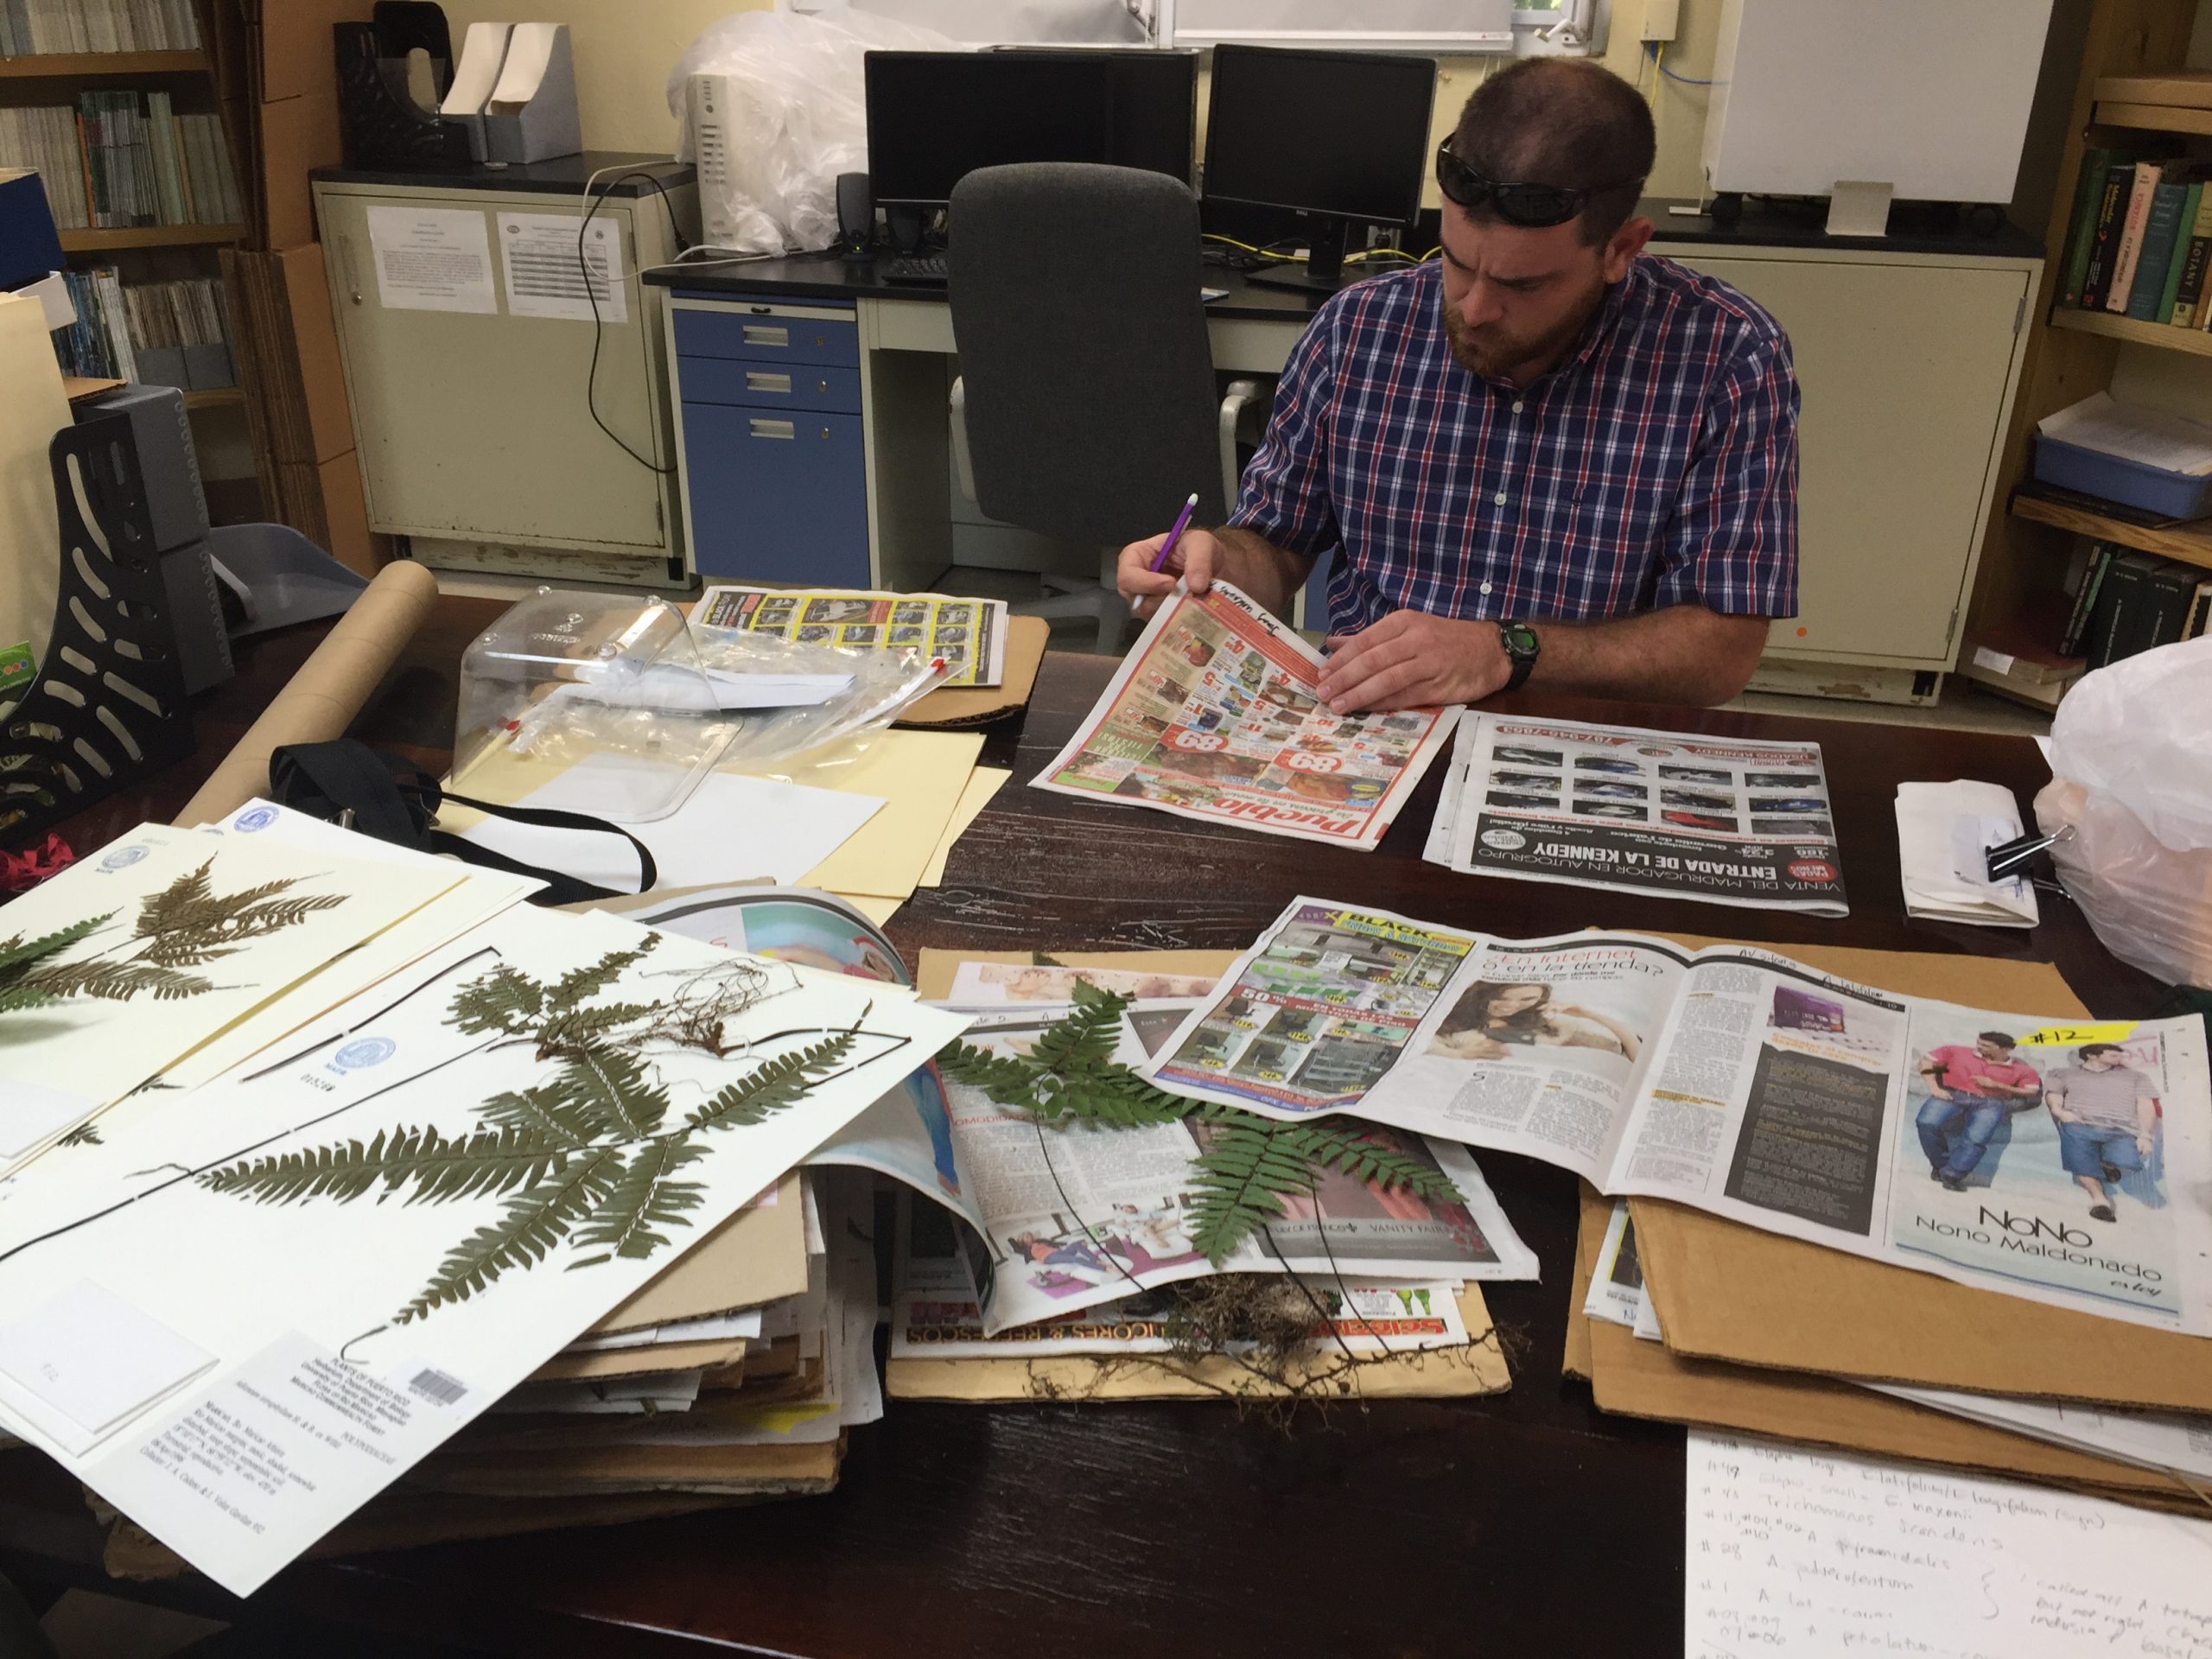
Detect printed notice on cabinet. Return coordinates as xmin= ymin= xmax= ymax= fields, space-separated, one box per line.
xmin=497 ymin=212 xmax=626 ymax=324
xmin=365 ymin=206 xmax=499 ymax=315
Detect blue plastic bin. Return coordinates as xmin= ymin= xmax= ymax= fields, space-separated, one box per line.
xmin=2033 ymin=434 xmax=2212 ymax=519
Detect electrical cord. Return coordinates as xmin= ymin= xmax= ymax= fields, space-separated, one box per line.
xmin=578 ymin=166 xmax=691 ymax=474
xmin=1645 ymin=41 xmax=1713 ymax=85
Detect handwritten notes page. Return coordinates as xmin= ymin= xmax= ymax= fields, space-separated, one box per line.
xmin=1686 ymin=1433 xmax=2212 ymax=1658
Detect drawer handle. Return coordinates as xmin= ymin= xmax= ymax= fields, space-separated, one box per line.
xmin=749 ymin=418 xmax=797 ymax=440
xmin=741 ymin=324 xmax=789 ymax=346
xmin=745 ymin=371 xmax=793 ymax=394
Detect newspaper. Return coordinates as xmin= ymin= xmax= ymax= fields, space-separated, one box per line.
xmin=1440 ymin=713 xmax=1848 ymax=914
xmin=1031 ymin=581 xmax=1459 ymax=850
xmin=696 ymin=584 xmax=1008 ymax=689
xmin=1580 ymin=1200 xmax=1644 ymax=1330
xmin=890 ymin=1204 xmax=1471 ymax=1358
xmin=1143 ymin=897 xmax=2212 ymax=1337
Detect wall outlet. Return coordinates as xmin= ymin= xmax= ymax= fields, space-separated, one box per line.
xmin=1642 ymin=0 xmax=1679 ymax=41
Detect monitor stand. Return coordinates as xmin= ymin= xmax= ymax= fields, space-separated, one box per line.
xmin=1243 ymin=217 xmax=1352 ymax=296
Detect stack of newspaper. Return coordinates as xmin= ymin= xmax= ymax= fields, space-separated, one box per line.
xmin=1125 ymin=895 xmax=2212 ymax=1511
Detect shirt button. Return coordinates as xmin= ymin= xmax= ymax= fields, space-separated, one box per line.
xmin=1511 ymin=401 xmax=1525 ymax=413
xmin=1479 ymin=582 xmax=1493 ymax=594
xmin=1493 ymin=491 xmax=1506 ymax=505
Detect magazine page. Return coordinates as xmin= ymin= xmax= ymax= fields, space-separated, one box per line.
xmin=1446 ymin=714 xmax=1849 ymax=914
xmin=1029 ymin=581 xmax=1459 ymax=851
xmin=1141 ymin=899 xmax=1481 ymax=1119
xmin=1607 ymin=949 xmax=2212 ymax=1336
xmin=1349 ymin=931 xmax=1694 ymax=1184
xmin=696 ymin=584 xmax=1007 ymax=687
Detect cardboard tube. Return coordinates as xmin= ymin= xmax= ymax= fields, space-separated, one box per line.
xmin=175 ymin=561 xmax=442 ymax=827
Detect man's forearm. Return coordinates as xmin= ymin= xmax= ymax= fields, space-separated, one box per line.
xmin=1211 ymin=527 xmax=1313 ymax=619
xmin=1526 ymin=605 xmax=1771 ymax=705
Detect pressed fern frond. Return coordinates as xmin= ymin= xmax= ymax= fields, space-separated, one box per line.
xmin=218 ymin=893 xmax=348 ymax=938
xmin=686 ymin=1027 xmax=861 ymax=1133
xmin=1274 ymin=1123 xmax=1463 ymax=1202
xmin=196 ymin=1123 xmax=574 ymax=1208
xmin=449 ymin=963 xmax=550 ymax=1036
xmin=936 ymin=986 xmax=1191 ymax=1128
xmin=130 ymin=859 xmax=215 ymax=939
xmin=932 ymin=1041 xmax=1046 ymax=1103
xmin=19 ymin=958 xmax=214 ymax=1003
xmin=396 ymin=1145 xmax=627 ymax=1324
xmin=569 ymin=1140 xmax=707 ymax=1267
xmin=0 ymin=914 xmax=109 ymax=985
xmin=535 ymin=1045 xmax=669 ymax=1141
xmin=0 ymin=986 xmax=60 ymax=1014
xmin=1186 ymin=1116 xmax=1321 ymax=1266
xmin=549 ymin=941 xmax=656 ymax=1014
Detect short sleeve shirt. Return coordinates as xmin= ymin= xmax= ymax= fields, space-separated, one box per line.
xmin=2046 ymin=1064 xmax=2153 ymax=1130
xmin=1924 ymin=1045 xmax=2041 ymax=1097
xmin=1230 ymin=256 xmax=1801 ymax=633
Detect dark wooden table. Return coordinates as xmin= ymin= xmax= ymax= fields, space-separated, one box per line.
xmin=0 ymin=601 xmax=2163 ymax=1658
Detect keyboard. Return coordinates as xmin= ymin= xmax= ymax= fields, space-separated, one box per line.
xmin=883 ymin=253 xmax=950 ymax=286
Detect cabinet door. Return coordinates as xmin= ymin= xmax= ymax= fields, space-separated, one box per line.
xmin=682 ymin=404 xmax=870 ymax=585
xmin=1667 ymin=254 xmax=2027 ymax=665
xmin=320 ymin=190 xmax=669 ymax=552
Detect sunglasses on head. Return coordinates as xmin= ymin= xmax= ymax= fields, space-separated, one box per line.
xmin=1433 ymin=144 xmax=1643 ymax=228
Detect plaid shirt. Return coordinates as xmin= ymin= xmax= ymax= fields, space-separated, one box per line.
xmin=1230 ymin=256 xmax=1800 ymax=632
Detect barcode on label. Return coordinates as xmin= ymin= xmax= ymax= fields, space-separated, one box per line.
xmin=407 ymin=1368 xmax=467 ymax=1407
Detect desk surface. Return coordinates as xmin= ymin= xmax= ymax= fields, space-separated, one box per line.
xmin=5 ymin=600 xmax=2157 ymax=1657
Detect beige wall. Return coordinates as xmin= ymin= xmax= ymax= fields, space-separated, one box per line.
xmin=444 ymin=0 xmax=1721 ymax=195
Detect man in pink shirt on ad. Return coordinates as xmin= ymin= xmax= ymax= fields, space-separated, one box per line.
xmin=1916 ymin=1031 xmax=2045 ymax=1192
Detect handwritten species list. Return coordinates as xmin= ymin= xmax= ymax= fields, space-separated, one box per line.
xmin=1686 ymin=1433 xmax=2212 ymax=1658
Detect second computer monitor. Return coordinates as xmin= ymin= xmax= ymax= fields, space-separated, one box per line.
xmin=865 ymin=49 xmax=1198 ymax=215
xmin=1204 ymin=44 xmax=1437 ymax=294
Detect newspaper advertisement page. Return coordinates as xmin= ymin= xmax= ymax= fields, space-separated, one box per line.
xmin=1606 ymin=949 xmax=2212 ymax=1336
xmin=1348 ymin=931 xmax=1693 ymax=1185
xmin=1030 ymin=582 xmax=1459 ymax=850
xmin=1447 ymin=715 xmax=1849 ymax=914
xmin=1143 ymin=901 xmax=1480 ymax=1117
xmin=696 ymin=585 xmax=1007 ymax=688
xmin=936 ymin=1003 xmax=1536 ymax=1332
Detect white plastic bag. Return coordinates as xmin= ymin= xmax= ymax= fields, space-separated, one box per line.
xmin=667 ymin=8 xmax=963 ymax=256
xmin=2035 ymin=635 xmax=2212 ymax=985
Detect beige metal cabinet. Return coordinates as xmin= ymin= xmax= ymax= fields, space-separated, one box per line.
xmin=1658 ymin=241 xmax=2038 ymax=697
xmin=315 ymin=175 xmax=695 ymax=587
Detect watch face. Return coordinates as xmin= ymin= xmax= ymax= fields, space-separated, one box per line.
xmin=1502 ymin=624 xmax=1540 ymax=658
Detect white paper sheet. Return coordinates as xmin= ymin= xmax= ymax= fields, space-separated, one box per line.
xmin=0 ymin=1281 xmax=214 ymax=1454
xmin=2040 ymin=391 xmax=2212 ymax=476
xmin=1686 ymin=1433 xmax=2212 ymax=1657
xmin=461 ymin=757 xmax=885 ymax=892
xmin=497 ymin=211 xmax=626 ymax=325
xmin=365 ymin=205 xmax=498 ymax=315
xmin=1894 ymin=779 xmax=2038 ymax=928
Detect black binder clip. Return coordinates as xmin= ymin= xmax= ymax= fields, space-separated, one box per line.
xmin=1985 ymin=823 xmax=2072 ymax=884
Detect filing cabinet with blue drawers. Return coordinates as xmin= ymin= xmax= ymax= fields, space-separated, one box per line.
xmin=667 ymin=292 xmax=872 ymax=587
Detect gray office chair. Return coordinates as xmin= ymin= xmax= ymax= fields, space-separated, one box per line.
xmin=946 ymin=162 xmax=1262 ymax=653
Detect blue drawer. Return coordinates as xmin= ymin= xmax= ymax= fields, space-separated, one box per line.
xmin=2034 ymin=434 xmax=2212 ymax=520
xmin=677 ymin=357 xmax=863 ymax=416
xmin=672 ymin=304 xmax=860 ymax=369
xmin=682 ymin=402 xmax=869 ymax=585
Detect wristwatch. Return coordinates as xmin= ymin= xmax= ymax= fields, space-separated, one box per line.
xmin=1498 ymin=620 xmax=1541 ymax=692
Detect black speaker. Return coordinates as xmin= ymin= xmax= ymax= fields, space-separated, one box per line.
xmin=836 ymin=173 xmax=874 ymax=260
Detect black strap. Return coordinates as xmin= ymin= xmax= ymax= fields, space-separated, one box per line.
xmin=268 ymin=740 xmax=657 ymax=906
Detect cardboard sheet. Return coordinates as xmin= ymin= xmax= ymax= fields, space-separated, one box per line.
xmin=1561 ymin=1183 xmax=1603 ymax=1382
xmin=408 ymin=1438 xmax=842 ymax=1499
xmin=788 ymin=728 xmax=985 ymax=899
xmin=899 ymin=614 xmax=1049 ymax=728
xmin=1574 ymin=1192 xmax=2201 ymax=1509
xmin=887 ymin=1282 xmax=1509 ymax=1402
xmin=588 ymin=1174 xmax=807 ymax=1335
xmin=919 ymin=766 xmax=1011 ymax=887
xmin=530 ymin=1337 xmax=754 ymax=1386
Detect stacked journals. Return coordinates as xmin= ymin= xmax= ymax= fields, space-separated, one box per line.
xmin=0 ymin=97 xmax=240 ymax=232
xmin=0 ymin=0 xmax=201 ymax=53
xmin=48 ymin=268 xmax=233 ymax=389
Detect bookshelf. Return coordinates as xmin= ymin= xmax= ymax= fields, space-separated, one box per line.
xmin=0 ymin=51 xmax=204 ymax=78
xmin=57 ymin=222 xmax=242 ymax=251
xmin=1961 ymin=0 xmax=2208 ymax=704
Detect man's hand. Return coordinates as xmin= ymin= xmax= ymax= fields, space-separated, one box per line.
xmin=1319 ymin=612 xmax=1510 ymax=714
xmin=2137 ymin=1131 xmax=2154 ymax=1157
xmin=1928 ymin=1086 xmax=1955 ymax=1103
xmin=1118 ymin=527 xmax=1224 ymax=620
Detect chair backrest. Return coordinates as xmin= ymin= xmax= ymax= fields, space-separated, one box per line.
xmin=948 ymin=162 xmax=1227 ymax=547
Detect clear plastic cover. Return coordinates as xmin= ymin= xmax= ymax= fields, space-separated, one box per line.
xmin=451 ymin=589 xmax=948 ymax=823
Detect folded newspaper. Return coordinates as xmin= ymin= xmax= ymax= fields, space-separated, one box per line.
xmin=1032 ymin=581 xmax=1459 ymax=851
xmin=1140 ymin=897 xmax=2211 ymax=1338
xmin=1428 ymin=711 xmax=1848 ymax=913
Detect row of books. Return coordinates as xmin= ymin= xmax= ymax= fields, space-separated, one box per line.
xmin=0 ymin=96 xmax=241 ymax=232
xmin=2063 ymin=540 xmax=2212 ymax=668
xmin=50 ymin=267 xmax=235 ymax=391
xmin=0 ymin=0 xmax=200 ymax=54
xmin=2057 ymin=148 xmax=2212 ymax=330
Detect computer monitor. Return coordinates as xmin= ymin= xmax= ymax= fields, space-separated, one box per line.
xmin=1203 ymin=45 xmax=1437 ymax=294
xmin=864 ymin=49 xmax=1198 ymax=221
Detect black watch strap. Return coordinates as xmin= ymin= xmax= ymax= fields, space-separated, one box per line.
xmin=1499 ymin=620 xmax=1540 ymax=692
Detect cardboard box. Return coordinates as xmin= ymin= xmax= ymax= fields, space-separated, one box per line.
xmin=257 ymin=89 xmax=343 ymax=251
